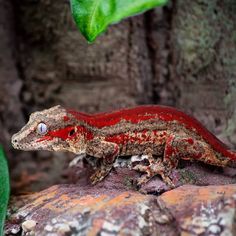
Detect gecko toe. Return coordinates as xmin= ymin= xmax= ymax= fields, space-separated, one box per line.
xmin=137 ymin=175 xmax=150 ymax=186
xmin=133 ymin=164 xmax=148 ymax=172
xmin=90 ymin=167 xmax=112 ymax=184
xmin=90 ymin=173 xmax=102 ymax=184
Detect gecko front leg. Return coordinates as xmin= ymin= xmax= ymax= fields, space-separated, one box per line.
xmin=86 ymin=139 xmax=119 ymax=184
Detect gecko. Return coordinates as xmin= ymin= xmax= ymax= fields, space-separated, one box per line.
xmin=11 ymin=105 xmax=236 ymax=187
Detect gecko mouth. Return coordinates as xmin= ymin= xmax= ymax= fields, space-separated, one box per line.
xmin=11 ymin=140 xmax=34 ymax=151
xmin=11 ymin=133 xmax=53 ymax=151
xmin=11 ymin=139 xmax=40 ymax=151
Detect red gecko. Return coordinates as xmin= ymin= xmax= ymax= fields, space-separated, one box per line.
xmin=11 ymin=105 xmax=236 ymax=186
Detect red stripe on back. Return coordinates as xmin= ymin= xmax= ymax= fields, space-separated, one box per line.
xmin=68 ymin=105 xmax=236 ymax=160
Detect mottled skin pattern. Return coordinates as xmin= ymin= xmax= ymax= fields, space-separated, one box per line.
xmin=11 ymin=105 xmax=236 ymax=186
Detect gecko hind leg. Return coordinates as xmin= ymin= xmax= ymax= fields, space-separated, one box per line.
xmin=133 ymin=134 xmax=217 ymax=187
xmin=159 ymin=134 xmax=219 ymax=186
xmin=133 ymin=135 xmax=198 ymax=187
xmin=133 ymin=147 xmax=175 ymax=187
xmin=132 ymin=148 xmax=156 ymax=184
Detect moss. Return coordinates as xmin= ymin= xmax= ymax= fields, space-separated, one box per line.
xmin=123 ymin=176 xmax=135 ymax=190
xmin=175 ymin=1 xmax=219 ymax=74
xmin=174 ymin=0 xmax=236 ymax=75
xmin=179 ymin=169 xmax=198 ymax=185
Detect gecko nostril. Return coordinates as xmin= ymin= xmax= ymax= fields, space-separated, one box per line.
xmin=13 ymin=139 xmax=18 ymax=143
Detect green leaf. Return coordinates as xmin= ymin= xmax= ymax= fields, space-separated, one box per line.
xmin=0 ymin=146 xmax=9 ymax=236
xmin=70 ymin=0 xmax=168 ymax=42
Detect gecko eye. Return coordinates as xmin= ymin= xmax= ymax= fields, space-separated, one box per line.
xmin=37 ymin=123 xmax=48 ymax=135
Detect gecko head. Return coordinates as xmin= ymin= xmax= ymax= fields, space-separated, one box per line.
xmin=11 ymin=105 xmax=88 ymax=154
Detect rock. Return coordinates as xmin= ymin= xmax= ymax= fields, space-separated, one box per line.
xmin=6 ymin=184 xmax=236 ymax=235
xmin=159 ymin=185 xmax=236 ymax=236
xmin=6 ymin=185 xmax=176 ymax=236
xmin=4 ymin=224 xmax=21 ymax=235
xmin=22 ymin=220 xmax=37 ymax=233
xmin=6 ymin=155 xmax=236 ymax=235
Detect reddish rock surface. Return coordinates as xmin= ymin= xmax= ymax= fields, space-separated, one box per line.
xmin=6 ymin=184 xmax=236 ymax=236
xmin=5 ymin=159 xmax=236 ymax=236
xmin=6 ymin=186 xmax=176 ymax=236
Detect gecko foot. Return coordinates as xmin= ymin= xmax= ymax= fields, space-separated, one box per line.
xmin=137 ymin=174 xmax=151 ymax=186
xmin=133 ymin=164 xmax=153 ymax=185
xmin=90 ymin=165 xmax=113 ymax=185
xmin=136 ymin=172 xmax=175 ymax=188
xmin=133 ymin=160 xmax=175 ymax=188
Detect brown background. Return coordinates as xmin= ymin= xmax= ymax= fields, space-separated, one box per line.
xmin=1 ymin=0 xmax=236 ymax=193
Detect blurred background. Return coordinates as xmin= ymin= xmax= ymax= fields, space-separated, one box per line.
xmin=1 ymin=0 xmax=236 ymax=194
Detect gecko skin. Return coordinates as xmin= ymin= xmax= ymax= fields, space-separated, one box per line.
xmin=11 ymin=105 xmax=236 ymax=186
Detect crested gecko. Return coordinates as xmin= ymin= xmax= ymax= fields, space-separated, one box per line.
xmin=11 ymin=105 xmax=236 ymax=186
